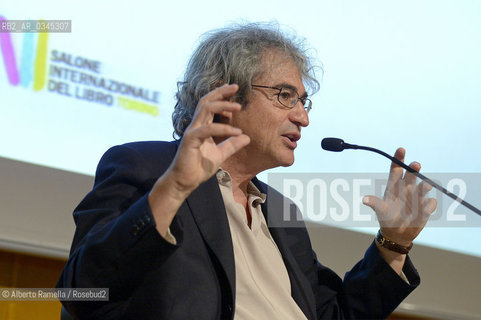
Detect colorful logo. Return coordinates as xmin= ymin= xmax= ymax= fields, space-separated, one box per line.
xmin=1 ymin=15 xmax=160 ymax=116
xmin=0 ymin=16 xmax=48 ymax=90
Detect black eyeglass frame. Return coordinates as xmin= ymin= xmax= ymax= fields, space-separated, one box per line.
xmin=251 ymin=84 xmax=312 ymax=113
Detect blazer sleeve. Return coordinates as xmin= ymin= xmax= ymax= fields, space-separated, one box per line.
xmin=341 ymin=241 xmax=419 ymax=319
xmin=287 ymin=226 xmax=419 ymax=319
xmin=56 ymin=142 xmax=183 ymax=318
xmin=288 ymin=225 xmax=419 ymax=320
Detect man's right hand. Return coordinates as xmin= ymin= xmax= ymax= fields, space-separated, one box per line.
xmin=148 ymin=84 xmax=250 ymax=237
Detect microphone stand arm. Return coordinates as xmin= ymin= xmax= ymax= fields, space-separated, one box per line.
xmin=344 ymin=143 xmax=481 ymax=217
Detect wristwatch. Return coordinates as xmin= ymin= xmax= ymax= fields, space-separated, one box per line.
xmin=376 ymin=230 xmax=413 ymax=254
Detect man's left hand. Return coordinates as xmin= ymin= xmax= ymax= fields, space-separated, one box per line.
xmin=363 ymin=147 xmax=437 ymax=248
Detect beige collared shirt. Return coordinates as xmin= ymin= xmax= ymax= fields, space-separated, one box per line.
xmin=163 ymin=170 xmax=409 ymax=317
xmin=216 ymin=169 xmax=307 ymax=320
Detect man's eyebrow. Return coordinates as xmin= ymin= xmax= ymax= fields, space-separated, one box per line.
xmin=274 ymin=82 xmax=309 ymax=98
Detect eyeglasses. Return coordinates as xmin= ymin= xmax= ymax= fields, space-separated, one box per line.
xmin=251 ymin=85 xmax=312 ymax=114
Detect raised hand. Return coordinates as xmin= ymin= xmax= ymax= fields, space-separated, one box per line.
xmin=363 ymin=148 xmax=437 ymax=247
xmin=148 ymin=84 xmax=250 ymax=237
xmin=168 ymin=84 xmax=250 ymax=193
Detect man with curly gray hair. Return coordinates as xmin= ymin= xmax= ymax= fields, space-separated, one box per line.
xmin=58 ymin=22 xmax=434 ymax=319
xmin=172 ymin=23 xmax=319 ymax=138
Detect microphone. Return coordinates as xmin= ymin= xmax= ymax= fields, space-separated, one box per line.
xmin=322 ymin=137 xmax=358 ymax=152
xmin=321 ymin=137 xmax=481 ymax=216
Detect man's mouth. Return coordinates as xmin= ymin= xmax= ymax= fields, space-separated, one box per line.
xmin=281 ymin=133 xmax=301 ymax=149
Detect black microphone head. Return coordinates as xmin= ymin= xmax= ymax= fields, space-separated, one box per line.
xmin=321 ymin=138 xmax=345 ymax=152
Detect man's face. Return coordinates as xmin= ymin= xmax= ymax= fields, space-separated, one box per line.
xmin=229 ymin=51 xmax=310 ymax=171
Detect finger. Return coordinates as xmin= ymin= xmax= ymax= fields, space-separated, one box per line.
xmin=384 ymin=148 xmax=406 ymax=197
xmin=417 ymin=181 xmax=433 ymax=197
xmin=407 ymin=197 xmax=436 ymax=229
xmin=217 ymin=134 xmax=251 ymax=160
xmin=185 ymin=123 xmax=243 ymax=142
xmin=390 ymin=147 xmax=405 ymax=172
xmin=218 ymin=109 xmax=235 ymax=120
xmin=422 ymin=197 xmax=437 ymax=216
xmin=194 ymin=84 xmax=239 ymax=115
xmin=191 ymin=100 xmax=242 ymax=127
xmin=208 ymin=83 xmax=239 ymax=100
xmin=404 ymin=161 xmax=421 ymax=187
xmin=362 ymin=195 xmax=388 ymax=218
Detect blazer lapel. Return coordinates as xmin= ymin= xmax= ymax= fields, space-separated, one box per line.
xmin=185 ymin=174 xmax=316 ymax=319
xmin=253 ymin=178 xmax=317 ymax=320
xmin=186 ymin=176 xmax=236 ymax=305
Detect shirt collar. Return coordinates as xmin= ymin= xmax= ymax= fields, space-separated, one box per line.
xmin=216 ymin=168 xmax=266 ymax=205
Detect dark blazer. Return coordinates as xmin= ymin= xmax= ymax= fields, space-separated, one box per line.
xmin=57 ymin=141 xmax=419 ymax=320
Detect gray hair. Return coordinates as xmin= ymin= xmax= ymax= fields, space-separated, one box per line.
xmin=172 ymin=22 xmax=320 ymax=138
